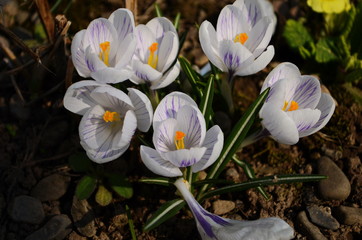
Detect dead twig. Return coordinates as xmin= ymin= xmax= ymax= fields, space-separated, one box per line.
xmin=34 ymin=0 xmax=55 ymax=43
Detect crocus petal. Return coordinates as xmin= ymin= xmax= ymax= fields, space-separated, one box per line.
xmin=216 ymin=5 xmax=247 ymax=41
xmin=157 ymin=31 xmax=179 ymax=72
xmin=292 ymin=75 xmax=321 ymax=109
xmin=146 ymin=17 xmax=177 ymax=43
xmin=127 ymin=88 xmax=153 ymax=132
xmin=134 ymin=25 xmax=155 ymax=62
xmin=84 ymin=18 xmax=118 ymax=62
xmin=153 ymin=118 xmax=178 ymax=153
xmin=63 ymin=80 xmax=105 ymax=115
xmin=116 ymin=110 xmax=138 ymax=146
xmin=153 ymin=91 xmax=198 ymax=129
xmin=261 ymin=62 xmax=301 ymax=92
xmin=174 ymin=178 xmax=294 ymax=240
xmin=299 ymin=93 xmax=335 ymax=137
xmin=260 ymin=102 xmax=299 ymax=145
xmin=71 ymin=30 xmax=90 ymax=77
xmin=162 ymin=147 xmax=207 ymax=168
xmin=115 ymin=33 xmax=137 ymax=69
xmin=81 ymin=140 xmax=129 ymax=164
xmin=91 ymin=67 xmax=133 ymax=84
xmin=140 ymin=146 xmax=182 ymax=177
xmin=90 ymin=85 xmax=133 ymax=111
xmin=199 ymin=21 xmax=228 ymax=72
xmin=219 ymin=40 xmax=254 ymax=73
xmin=245 ymin=17 xmax=273 ymax=57
xmin=234 ymin=45 xmax=274 ymax=76
xmin=84 ymin=46 xmax=108 ymax=72
xmin=192 ymin=125 xmax=224 ymax=173
xmin=129 ymin=59 xmax=162 ymax=84
xmin=150 ymin=61 xmax=180 ymax=90
xmin=175 ymin=105 xmax=206 ymax=148
xmin=286 ymin=108 xmax=321 ymax=133
xmin=79 ymin=105 xmax=113 ymax=149
xmin=108 ymin=8 xmax=135 ymax=42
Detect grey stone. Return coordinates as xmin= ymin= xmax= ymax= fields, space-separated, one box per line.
xmin=212 ymin=200 xmax=235 ymax=215
xmin=335 ymin=206 xmax=362 ymax=225
xmin=31 ymin=174 xmax=71 ymax=201
xmin=317 ymin=156 xmax=351 ymax=200
xmin=25 ymin=214 xmax=72 ymax=240
xmin=296 ymin=211 xmax=327 ymax=240
xmin=306 ymin=205 xmax=340 ymax=230
xmin=71 ymin=196 xmax=96 ymax=237
xmin=9 ymin=195 xmax=44 ymax=224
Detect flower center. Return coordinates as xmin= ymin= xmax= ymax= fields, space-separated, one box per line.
xmin=103 ymin=111 xmax=121 ymax=122
xmin=99 ymin=41 xmax=110 ymax=66
xmin=282 ymin=100 xmax=299 ymax=111
xmin=233 ymin=33 xmax=248 ymax=45
xmin=147 ymin=42 xmax=158 ymax=69
xmin=174 ymin=131 xmax=186 ymax=150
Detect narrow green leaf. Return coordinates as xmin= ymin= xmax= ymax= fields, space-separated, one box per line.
xmin=154 ymin=3 xmax=162 ymax=17
xmin=68 ymin=152 xmax=92 ymax=172
xmin=283 ymin=19 xmax=313 ymax=49
xmin=174 ymin=13 xmax=181 ymax=30
xmin=75 ymin=175 xmax=97 ymax=200
xmin=193 ymin=179 xmax=233 ymax=186
xmin=107 ymin=174 xmax=133 ymax=199
xmin=139 ymin=177 xmax=173 ymax=186
xmin=199 ymin=75 xmax=215 ymax=128
xmin=126 ymin=205 xmax=137 ymax=240
xmin=200 ymin=174 xmax=327 ymax=201
xmin=198 ymin=88 xmax=270 ymax=199
xmin=315 ymin=38 xmax=339 ymax=63
xmin=143 ymin=199 xmax=185 ymax=232
xmin=179 ymin=57 xmax=203 ymax=99
xmin=95 ymin=185 xmax=113 ymax=206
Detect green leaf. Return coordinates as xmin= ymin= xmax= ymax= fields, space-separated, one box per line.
xmin=343 ymin=82 xmax=362 ymax=105
xmin=155 ymin=3 xmax=162 ymax=17
xmin=126 ymin=205 xmax=137 ymax=240
xmin=346 ymin=69 xmax=362 ymax=83
xmin=68 ymin=152 xmax=92 ymax=172
xmin=315 ymin=38 xmax=339 ymax=63
xmin=198 ymin=88 xmax=270 ymax=199
xmin=75 ymin=175 xmax=97 ymax=200
xmin=95 ymin=185 xmax=113 ymax=206
xmin=179 ymin=57 xmax=203 ymax=99
xmin=283 ymin=19 xmax=313 ymax=49
xmin=139 ymin=177 xmax=173 ymax=186
xmin=200 ymin=174 xmax=327 ymax=201
xmin=143 ymin=199 xmax=185 ymax=232
xmin=199 ymin=74 xmax=215 ymax=128
xmin=350 ymin=3 xmax=362 ymax=58
xmin=107 ymin=174 xmax=133 ymax=199
xmin=193 ymin=179 xmax=233 ymax=186
xmin=174 ymin=13 xmax=181 ymax=30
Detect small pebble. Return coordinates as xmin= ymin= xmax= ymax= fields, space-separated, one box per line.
xmin=317 ymin=156 xmax=351 ymax=200
xmin=31 ymin=174 xmax=71 ymax=201
xmin=296 ymin=211 xmax=327 ymax=240
xmin=9 ymin=195 xmax=44 ymax=224
xmin=306 ymin=205 xmax=340 ymax=230
xmin=25 ymin=214 xmax=72 ymax=240
xmin=335 ymin=206 xmax=362 ymax=225
xmin=212 ymin=200 xmax=235 ymax=215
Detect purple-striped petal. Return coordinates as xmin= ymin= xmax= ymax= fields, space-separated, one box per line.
xmin=146 ymin=17 xmax=177 ymax=43
xmin=162 ymin=147 xmax=207 ymax=168
xmin=150 ymin=61 xmax=180 ymax=90
xmin=292 ymin=75 xmax=321 ymax=109
xmin=116 ymin=110 xmax=137 ymax=147
xmin=129 ymin=59 xmax=162 ymax=84
xmin=90 ymin=85 xmax=133 ymax=112
xmin=71 ymin=30 xmax=90 ymax=77
xmin=127 ymin=88 xmax=153 ymax=132
xmin=216 ymin=5 xmax=248 ymax=41
xmin=286 ymin=108 xmax=321 ymax=133
xmin=108 ymin=8 xmax=135 ymax=42
xmin=91 ymin=67 xmax=132 ymax=84
xmin=157 ymin=31 xmax=179 ymax=72
xmin=81 ymin=140 xmax=129 ymax=164
xmin=244 ymin=17 xmax=273 ymax=56
xmin=115 ymin=33 xmax=137 ymax=69
xmin=219 ymin=40 xmax=254 ymax=73
xmin=261 ymin=62 xmax=301 ymax=92
xmin=134 ymin=25 xmax=155 ymax=63
xmin=140 ymin=146 xmax=182 ymax=177
xmin=153 ymin=118 xmax=178 ymax=153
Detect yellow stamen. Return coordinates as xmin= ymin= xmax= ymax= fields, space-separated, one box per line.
xmin=99 ymin=41 xmax=110 ymax=66
xmin=234 ymin=33 xmax=248 ymax=45
xmin=282 ymin=100 xmax=299 ymax=112
xmin=103 ymin=111 xmax=121 ymax=122
xmin=174 ymin=131 xmax=186 ymax=150
xmin=147 ymin=42 xmax=158 ymax=69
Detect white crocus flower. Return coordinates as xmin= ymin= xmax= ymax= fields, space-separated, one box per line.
xmin=199 ymin=0 xmax=275 ymax=80
xmin=174 ymin=178 xmax=294 ymax=240
xmin=257 ymin=62 xmax=335 ymax=145
xmin=140 ymin=92 xmax=223 ymax=177
xmin=71 ymin=9 xmax=136 ymax=84
xmin=129 ymin=17 xmax=180 ymax=90
xmin=63 ymin=81 xmax=153 ymax=163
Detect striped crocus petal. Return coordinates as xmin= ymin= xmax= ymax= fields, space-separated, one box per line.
xmin=162 ymin=147 xmax=207 ymax=168
xmin=134 ymin=25 xmax=155 ymax=63
xmin=81 ymin=141 xmax=129 ymax=164
xmin=127 ymin=88 xmax=153 ymax=132
xmin=108 ymin=8 xmax=135 ymax=42
xmin=140 ymin=146 xmax=183 ymax=177
xmin=216 ymin=5 xmax=248 ymax=41
xmin=174 ymin=178 xmax=294 ymax=240
xmin=129 ymin=59 xmax=163 ymax=85
xmin=63 ymin=80 xmax=106 ymax=115
xmin=219 ymin=40 xmax=254 ymax=74
xmin=244 ymin=17 xmax=273 ymax=57
xmin=151 ymin=61 xmax=181 ymax=90
xmin=71 ymin=30 xmax=90 ymax=77
xmin=157 ymin=31 xmax=179 ymax=73
xmin=153 ymin=92 xmax=198 ymax=130
xmin=146 ymin=17 xmax=177 ymax=43
xmin=286 ymin=108 xmax=321 ymax=133
xmin=261 ymin=62 xmax=301 ymax=92
xmin=153 ymin=118 xmax=178 ymax=153
xmin=115 ymin=33 xmax=137 ymax=69
xmin=292 ymin=75 xmax=321 ymax=109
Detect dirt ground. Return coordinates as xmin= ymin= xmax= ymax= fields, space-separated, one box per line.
xmin=0 ymin=0 xmax=361 ymax=239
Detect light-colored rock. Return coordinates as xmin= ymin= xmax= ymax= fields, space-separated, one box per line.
xmin=25 ymin=214 xmax=72 ymax=240
xmin=335 ymin=206 xmax=362 ymax=225
xmin=296 ymin=211 xmax=327 ymax=240
xmin=71 ymin=196 xmax=96 ymax=237
xmin=31 ymin=174 xmax=71 ymax=201
xmin=317 ymin=156 xmax=351 ymax=200
xmin=306 ymin=205 xmax=340 ymax=230
xmin=9 ymin=195 xmax=44 ymax=224
xmin=212 ymin=200 xmax=235 ymax=215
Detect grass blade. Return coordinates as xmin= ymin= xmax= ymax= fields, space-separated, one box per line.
xmin=139 ymin=177 xmax=173 ymax=186
xmin=199 ymin=74 xmax=215 ymax=128
xmin=179 ymin=56 xmax=203 ymax=99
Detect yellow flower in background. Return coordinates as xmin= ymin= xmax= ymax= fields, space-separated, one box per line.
xmin=307 ymin=0 xmax=351 ymax=13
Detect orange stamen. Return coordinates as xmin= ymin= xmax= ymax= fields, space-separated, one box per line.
xmin=103 ymin=111 xmax=121 ymax=122
xmin=234 ymin=33 xmax=248 ymax=45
